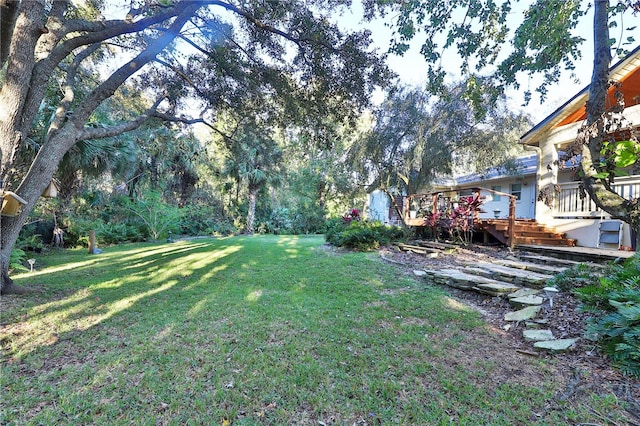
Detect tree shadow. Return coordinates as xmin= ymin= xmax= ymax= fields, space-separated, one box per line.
xmin=1 ymin=238 xmax=246 ymax=360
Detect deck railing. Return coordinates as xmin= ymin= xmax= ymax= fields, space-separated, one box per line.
xmin=556 ymin=176 xmax=640 ymax=217
xmin=404 ymin=187 xmax=518 ymax=249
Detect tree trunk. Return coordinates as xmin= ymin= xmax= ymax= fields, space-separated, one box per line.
xmin=382 ymin=188 xmax=406 ymax=226
xmin=246 ymin=185 xmax=258 ymax=234
xmin=1 ymin=5 xmax=199 ymax=291
xmin=580 ymin=0 xmax=640 ymax=247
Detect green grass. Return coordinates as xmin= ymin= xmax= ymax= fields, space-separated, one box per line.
xmin=0 ymin=235 xmax=632 ymax=425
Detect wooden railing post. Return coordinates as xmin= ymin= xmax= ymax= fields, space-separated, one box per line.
xmin=508 ymin=196 xmax=516 ymax=250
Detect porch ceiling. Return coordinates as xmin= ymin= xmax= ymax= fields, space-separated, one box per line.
xmin=521 ymin=45 xmax=640 ymax=147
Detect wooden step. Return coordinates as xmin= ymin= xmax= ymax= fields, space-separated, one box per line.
xmin=514 ymin=236 xmax=577 ymax=246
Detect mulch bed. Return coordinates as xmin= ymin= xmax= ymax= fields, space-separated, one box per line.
xmin=377 ymin=242 xmax=640 ymax=422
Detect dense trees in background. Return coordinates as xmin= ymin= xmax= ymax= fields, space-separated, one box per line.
xmin=3 ymin=0 xmax=640 ymax=293
xmin=347 ymin=84 xmax=531 ymax=216
xmin=0 ymin=0 xmax=388 ymax=293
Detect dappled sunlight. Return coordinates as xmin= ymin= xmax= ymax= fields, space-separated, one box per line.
xmin=444 ymin=297 xmax=473 ymax=312
xmin=246 ymin=289 xmax=263 ymax=302
xmin=366 ymin=277 xmax=385 ymax=288
xmin=105 ymin=281 xmax=176 ymax=320
xmin=15 ymin=257 xmax=104 ymax=277
xmin=187 ymin=298 xmax=211 ymax=317
xmin=2 ymin=240 xmax=246 ymax=360
xmin=2 ymin=281 xmax=177 ymax=358
xmin=284 ymin=248 xmax=300 ymax=258
xmin=196 ymin=264 xmax=231 ymax=288
xmin=164 ymin=245 xmax=242 ymax=275
xmin=276 ymin=235 xmax=300 ymax=246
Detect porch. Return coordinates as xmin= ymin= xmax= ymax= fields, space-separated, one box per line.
xmin=404 ymin=188 xmax=577 ymax=249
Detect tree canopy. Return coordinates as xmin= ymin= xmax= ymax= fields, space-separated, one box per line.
xmin=0 ymin=0 xmax=390 ymax=293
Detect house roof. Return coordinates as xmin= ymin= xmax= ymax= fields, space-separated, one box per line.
xmin=436 ymin=154 xmax=538 ymax=188
xmin=520 ymin=45 xmax=640 ymax=147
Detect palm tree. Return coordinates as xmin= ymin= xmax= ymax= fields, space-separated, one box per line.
xmin=223 ymin=125 xmax=283 ymax=234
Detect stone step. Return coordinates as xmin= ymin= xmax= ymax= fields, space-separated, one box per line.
xmin=523 ymin=329 xmax=555 ymax=342
xmin=534 ymin=338 xmax=579 ymax=353
xmin=510 ymin=294 xmax=544 ymax=309
xmin=420 ymin=268 xmax=519 ymax=293
xmin=507 ymin=288 xmax=540 ymax=299
xmin=492 ymin=259 xmax=567 ymax=275
xmin=473 ymin=282 xmax=521 ymax=297
xmin=505 ymin=305 xmax=541 ymax=321
xmin=463 ymin=262 xmax=553 ymax=288
xmin=515 ymin=253 xmax=583 ymax=268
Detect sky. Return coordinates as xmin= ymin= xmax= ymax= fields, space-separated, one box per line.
xmin=100 ymin=0 xmax=640 ymax=124
xmin=336 ymin=0 xmax=640 ymax=123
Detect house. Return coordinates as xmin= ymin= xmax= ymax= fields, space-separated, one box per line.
xmin=433 ymin=155 xmax=538 ymax=220
xmin=520 ymin=45 xmax=640 ymax=250
xmin=402 ymin=46 xmax=639 ymax=250
xmin=366 ymin=189 xmax=404 ymax=225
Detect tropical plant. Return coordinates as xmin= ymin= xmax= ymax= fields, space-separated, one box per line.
xmin=120 ymin=192 xmax=183 ymax=240
xmin=585 ymin=288 xmax=640 ymax=378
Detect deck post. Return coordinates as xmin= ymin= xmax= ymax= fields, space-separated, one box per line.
xmin=508 ymin=196 xmax=516 ymax=250
xmin=432 ymin=193 xmax=438 ymax=214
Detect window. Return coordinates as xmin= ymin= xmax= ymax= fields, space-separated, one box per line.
xmin=511 ymin=183 xmax=522 ymax=200
xmin=491 ymin=185 xmax=501 ymax=201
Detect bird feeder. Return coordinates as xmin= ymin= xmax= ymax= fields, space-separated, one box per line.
xmin=41 ymin=179 xmax=60 ymax=198
xmin=1 ymin=191 xmax=27 ymax=217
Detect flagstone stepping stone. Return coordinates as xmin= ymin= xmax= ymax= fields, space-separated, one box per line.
xmin=510 ymin=295 xmax=544 ymax=308
xmin=507 ymin=288 xmax=540 ymax=299
xmin=534 ymin=338 xmax=578 ymax=352
xmin=421 ymin=268 xmax=511 ymax=291
xmin=473 ymin=282 xmax=520 ymax=297
xmin=493 ymin=259 xmax=567 ymax=275
xmin=517 ymin=254 xmax=583 ymax=268
xmin=505 ymin=305 xmax=541 ymax=321
xmin=523 ymin=329 xmax=555 ymax=342
xmin=463 ymin=263 xmax=553 ymax=287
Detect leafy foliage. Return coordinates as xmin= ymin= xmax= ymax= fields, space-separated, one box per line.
xmin=9 ymin=248 xmax=28 ymax=273
xmin=120 ymin=191 xmax=183 ymax=240
xmin=570 ymin=255 xmax=640 ymax=378
xmin=418 ymin=194 xmax=483 ymax=244
xmin=585 ymin=288 xmax=640 ymax=378
xmin=325 ymin=214 xmax=407 ymax=251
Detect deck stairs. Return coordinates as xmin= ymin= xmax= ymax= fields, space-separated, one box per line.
xmin=478 ymin=219 xmax=577 ymax=247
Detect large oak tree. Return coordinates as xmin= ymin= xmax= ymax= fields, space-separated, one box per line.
xmin=0 ymin=0 xmax=388 ymax=294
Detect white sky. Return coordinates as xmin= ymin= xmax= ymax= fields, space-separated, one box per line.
xmin=99 ymin=1 xmax=640 ymax=124
xmin=337 ymin=0 xmax=640 ymax=123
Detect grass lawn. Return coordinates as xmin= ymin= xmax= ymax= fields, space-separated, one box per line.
xmin=0 ymin=235 xmax=632 ymax=425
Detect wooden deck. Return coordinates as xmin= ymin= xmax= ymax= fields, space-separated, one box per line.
xmin=516 ymin=244 xmax=636 ymax=263
xmin=477 ymin=219 xmax=577 ymax=247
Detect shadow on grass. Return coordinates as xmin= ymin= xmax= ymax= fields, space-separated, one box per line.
xmin=2 ymin=237 xmax=249 ymax=359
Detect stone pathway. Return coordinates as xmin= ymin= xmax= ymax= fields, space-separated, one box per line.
xmin=409 ymin=246 xmax=601 ymax=353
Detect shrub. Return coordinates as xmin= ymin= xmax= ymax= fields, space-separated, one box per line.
xmin=120 ymin=191 xmax=182 ymax=240
xmin=585 ymin=288 xmax=640 ymax=378
xmin=578 ymin=255 xmax=640 ymax=378
xmin=325 ymin=219 xmax=406 ymax=251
